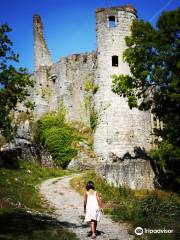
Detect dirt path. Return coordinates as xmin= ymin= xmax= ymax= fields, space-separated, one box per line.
xmin=39 ymin=175 xmax=134 ymax=240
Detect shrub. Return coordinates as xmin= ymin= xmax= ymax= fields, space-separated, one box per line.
xmin=83 ymin=95 xmax=98 ymax=132
xmin=150 ymin=141 xmax=180 ymax=192
xmin=35 ymin=113 xmax=80 ymax=168
xmin=35 ymin=109 xmax=92 ymax=168
xmin=83 ymin=77 xmax=99 ymax=132
xmin=90 ymin=107 xmax=98 ymax=132
xmin=83 ymin=77 xmax=99 ymax=94
xmin=43 ymin=126 xmax=78 ymax=168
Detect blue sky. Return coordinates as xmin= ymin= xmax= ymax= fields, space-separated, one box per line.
xmin=0 ymin=0 xmax=179 ymax=72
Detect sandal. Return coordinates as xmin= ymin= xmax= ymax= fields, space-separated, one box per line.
xmin=87 ymin=231 xmax=92 ymax=237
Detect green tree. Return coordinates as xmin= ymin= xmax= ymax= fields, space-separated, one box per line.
xmin=112 ymin=8 xmax=180 ymax=191
xmin=0 ymin=24 xmax=34 ymax=142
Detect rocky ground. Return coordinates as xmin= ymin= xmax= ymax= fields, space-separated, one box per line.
xmin=39 ymin=175 xmax=134 ymax=240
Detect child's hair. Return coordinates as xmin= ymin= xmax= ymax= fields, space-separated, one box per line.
xmin=86 ymin=181 xmax=95 ymax=190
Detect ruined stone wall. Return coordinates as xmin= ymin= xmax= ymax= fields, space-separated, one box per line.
xmin=99 ymin=159 xmax=155 ymax=190
xmin=33 ymin=15 xmax=52 ymax=70
xmin=30 ymin=5 xmax=155 ymax=189
xmin=33 ymin=52 xmax=97 ymax=124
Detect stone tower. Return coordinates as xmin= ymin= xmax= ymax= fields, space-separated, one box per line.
xmin=94 ymin=5 xmax=154 ymax=188
xmin=33 ymin=15 xmax=52 ymax=70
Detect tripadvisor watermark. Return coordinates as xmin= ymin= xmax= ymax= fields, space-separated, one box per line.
xmin=135 ymin=227 xmax=174 ymax=236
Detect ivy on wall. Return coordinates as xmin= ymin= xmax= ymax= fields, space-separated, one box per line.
xmin=83 ymin=76 xmax=99 ymax=132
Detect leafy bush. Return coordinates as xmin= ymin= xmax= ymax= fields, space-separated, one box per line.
xmin=83 ymin=77 xmax=99 ymax=132
xmin=35 ymin=112 xmax=80 ymax=168
xmin=35 ymin=108 xmax=93 ymax=168
xmin=83 ymin=77 xmax=99 ymax=94
xmin=150 ymin=141 xmax=180 ymax=192
xmin=90 ymin=107 xmax=98 ymax=132
xmin=43 ymin=126 xmax=78 ymax=168
xmin=83 ymin=95 xmax=98 ymax=132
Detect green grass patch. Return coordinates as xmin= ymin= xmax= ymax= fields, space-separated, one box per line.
xmin=0 ymin=161 xmax=79 ymax=240
xmin=0 ymin=161 xmax=67 ymax=210
xmin=71 ymin=171 xmax=180 ymax=240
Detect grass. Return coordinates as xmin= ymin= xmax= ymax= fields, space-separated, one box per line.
xmin=0 ymin=161 xmax=79 ymax=240
xmin=70 ymin=171 xmax=180 ymax=240
xmin=0 ymin=161 xmax=68 ymax=210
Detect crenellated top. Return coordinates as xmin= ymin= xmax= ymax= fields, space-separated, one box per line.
xmin=96 ymin=4 xmax=137 ymax=16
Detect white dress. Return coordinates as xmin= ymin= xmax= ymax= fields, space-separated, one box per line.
xmin=85 ymin=191 xmax=101 ymax=222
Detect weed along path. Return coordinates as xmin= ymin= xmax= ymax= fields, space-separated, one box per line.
xmin=40 ymin=175 xmax=134 ymax=240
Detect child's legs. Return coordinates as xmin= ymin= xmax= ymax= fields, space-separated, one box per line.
xmin=90 ymin=220 xmax=97 ymax=235
xmin=94 ymin=220 xmax=97 ymax=232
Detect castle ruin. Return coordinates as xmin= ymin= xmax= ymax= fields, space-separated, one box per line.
xmin=32 ymin=4 xmax=155 ymax=189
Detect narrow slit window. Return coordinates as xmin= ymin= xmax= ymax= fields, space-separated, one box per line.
xmin=112 ymin=55 xmax=118 ymax=67
xmin=108 ymin=16 xmax=116 ymax=28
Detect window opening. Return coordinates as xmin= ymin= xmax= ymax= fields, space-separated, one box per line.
xmin=108 ymin=16 xmax=116 ymax=28
xmin=112 ymin=55 xmax=118 ymax=67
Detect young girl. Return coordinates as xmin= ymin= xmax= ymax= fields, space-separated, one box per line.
xmin=84 ymin=181 xmax=103 ymax=239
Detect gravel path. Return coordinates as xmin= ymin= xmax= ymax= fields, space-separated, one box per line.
xmin=39 ymin=175 xmax=134 ymax=240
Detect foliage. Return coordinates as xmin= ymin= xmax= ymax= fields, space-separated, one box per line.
xmin=83 ymin=95 xmax=98 ymax=132
xmin=71 ymin=171 xmax=180 ymax=240
xmin=83 ymin=76 xmax=99 ymax=94
xmin=69 ymin=121 xmax=93 ymax=149
xmin=40 ymin=68 xmax=53 ymax=102
xmin=150 ymin=141 xmax=180 ymax=190
xmin=15 ymin=111 xmax=33 ymax=124
xmin=0 ymin=24 xmax=34 ymax=142
xmin=42 ymin=126 xmax=78 ymax=168
xmin=82 ymin=77 xmax=99 ymax=132
xmin=0 ymin=161 xmax=67 ymax=210
xmin=0 ymin=161 xmax=78 ymax=240
xmin=0 ymin=135 xmax=6 ymax=148
xmin=83 ymin=95 xmax=92 ymax=112
xmin=41 ymin=87 xmax=51 ymax=99
xmin=35 ymin=113 xmax=76 ymax=168
xmin=35 ymin=106 xmax=92 ymax=168
xmin=111 ymin=8 xmax=180 ymax=191
xmin=90 ymin=106 xmax=98 ymax=132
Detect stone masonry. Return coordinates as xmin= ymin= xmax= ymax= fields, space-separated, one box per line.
xmin=33 ymin=15 xmax=52 ymax=70
xmin=31 ymin=4 xmax=155 ymax=189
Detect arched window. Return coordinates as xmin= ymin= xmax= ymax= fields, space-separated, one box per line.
xmin=112 ymin=55 xmax=118 ymax=67
xmin=108 ymin=16 xmax=116 ymax=28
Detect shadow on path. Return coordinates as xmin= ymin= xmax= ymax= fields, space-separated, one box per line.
xmin=0 ymin=210 xmax=78 ymax=240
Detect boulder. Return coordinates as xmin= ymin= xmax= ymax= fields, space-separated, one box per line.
xmin=68 ymin=151 xmax=99 ymax=171
xmin=0 ymin=138 xmax=54 ymax=168
xmin=97 ymin=159 xmax=155 ymax=190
